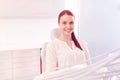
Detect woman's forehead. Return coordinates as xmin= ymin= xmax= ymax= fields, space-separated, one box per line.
xmin=59 ymin=15 xmax=74 ymax=21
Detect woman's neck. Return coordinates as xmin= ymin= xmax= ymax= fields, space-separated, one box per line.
xmin=58 ymin=35 xmax=73 ymax=49
xmin=58 ymin=35 xmax=72 ymax=42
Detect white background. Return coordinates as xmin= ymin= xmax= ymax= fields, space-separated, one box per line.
xmin=79 ymin=0 xmax=120 ymax=58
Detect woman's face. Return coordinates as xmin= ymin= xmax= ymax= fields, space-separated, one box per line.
xmin=59 ymin=14 xmax=74 ymax=37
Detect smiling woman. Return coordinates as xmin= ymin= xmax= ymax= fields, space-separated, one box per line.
xmin=44 ymin=10 xmax=91 ymax=73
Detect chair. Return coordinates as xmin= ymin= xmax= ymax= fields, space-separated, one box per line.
xmin=50 ymin=28 xmax=60 ymax=40
xmin=40 ymin=42 xmax=48 ymax=74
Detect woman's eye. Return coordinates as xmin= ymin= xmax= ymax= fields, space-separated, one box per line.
xmin=63 ymin=21 xmax=67 ymax=25
xmin=70 ymin=21 xmax=74 ymax=25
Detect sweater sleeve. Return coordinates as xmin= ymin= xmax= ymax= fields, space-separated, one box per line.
xmin=45 ymin=42 xmax=58 ymax=73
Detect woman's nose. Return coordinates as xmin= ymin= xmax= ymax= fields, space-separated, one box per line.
xmin=66 ymin=23 xmax=71 ymax=28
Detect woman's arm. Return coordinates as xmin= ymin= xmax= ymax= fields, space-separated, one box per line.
xmin=45 ymin=42 xmax=58 ymax=72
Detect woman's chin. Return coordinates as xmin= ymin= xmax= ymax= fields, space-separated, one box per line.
xmin=65 ymin=33 xmax=72 ymax=36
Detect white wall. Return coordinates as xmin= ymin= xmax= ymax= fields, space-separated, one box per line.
xmin=79 ymin=0 xmax=120 ymax=57
xmin=0 ymin=18 xmax=58 ymax=51
xmin=0 ymin=0 xmax=65 ymax=18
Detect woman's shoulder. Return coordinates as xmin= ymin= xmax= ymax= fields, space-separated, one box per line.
xmin=78 ymin=39 xmax=87 ymax=45
xmin=47 ymin=39 xmax=60 ymax=48
xmin=48 ymin=38 xmax=59 ymax=45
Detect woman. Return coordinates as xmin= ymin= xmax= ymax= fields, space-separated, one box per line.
xmin=45 ymin=10 xmax=91 ymax=73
